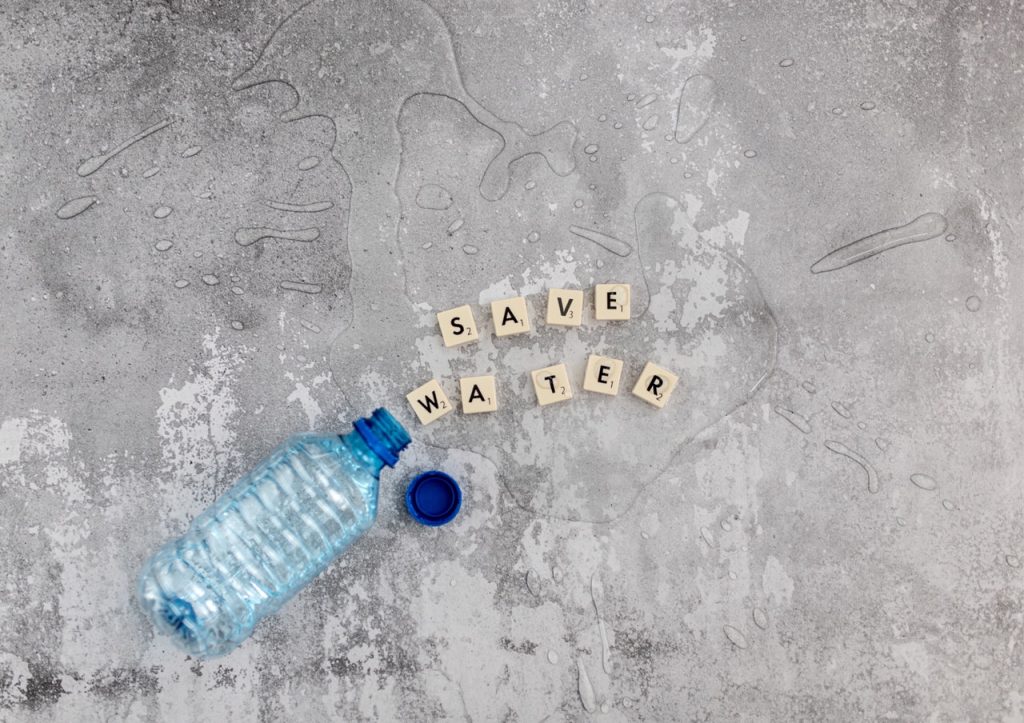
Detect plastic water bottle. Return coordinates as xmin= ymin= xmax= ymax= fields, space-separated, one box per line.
xmin=137 ymin=408 xmax=411 ymax=657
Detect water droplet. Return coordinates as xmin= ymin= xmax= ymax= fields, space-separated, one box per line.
xmin=235 ymin=227 xmax=320 ymax=246
xmin=415 ymin=183 xmax=454 ymax=210
xmin=945 ymin=233 xmax=956 ymax=242
xmin=925 ymin=332 xmax=935 ymax=343
xmin=857 ymin=422 xmax=867 ymax=431
xmin=875 ymin=437 xmax=890 ymax=451
xmin=674 ymin=74 xmax=717 ymax=143
xmin=576 ymin=659 xmax=597 ymax=712
xmin=774 ymin=406 xmax=811 ymax=434
xmin=779 ymin=58 xmax=795 ymax=68
xmin=613 ymin=121 xmax=623 ymax=129
xmin=831 ymin=401 xmax=852 ymax=419
xmin=626 ymin=93 xmax=637 ymax=102
xmin=636 ymin=93 xmax=657 ymax=109
xmin=230 ymin=320 xmax=244 ymax=330
xmin=824 ymin=440 xmax=880 ymax=493
xmin=573 ymin=199 xmax=584 ymax=208
xmin=526 ymin=231 xmax=540 ymax=243
xmin=143 ymin=166 xmax=161 ymax=178
xmin=831 ymin=106 xmax=844 ymax=115
xmin=910 ymin=473 xmax=937 ymax=491
xmin=297 ymin=156 xmax=320 ymax=171
xmin=578 ymin=72 xmax=589 ymax=81
xmin=597 ymin=114 xmax=607 ymax=122
xmin=202 ymin=274 xmax=220 ymax=286
xmin=547 ymin=650 xmax=559 ymax=664
xmin=743 ymin=149 xmax=757 ymax=158
xmin=700 ymin=526 xmax=714 ymax=546
xmin=198 ymin=191 xmax=213 ymax=200
xmin=154 ymin=239 xmax=173 ymax=252
xmin=942 ymin=499 xmax=955 ymax=511
xmin=584 ymin=143 xmax=599 ymax=154
xmin=811 ymin=212 xmax=948 ymax=273
xmin=77 ymin=117 xmax=173 ymax=177
xmin=642 ymin=114 xmax=659 ymax=130
xmin=446 ymin=218 xmax=464 ymax=234
xmin=965 ymin=295 xmax=982 ymax=312
xmin=280 ymin=280 xmax=322 ymax=294
xmin=265 ymin=200 xmax=334 ymax=213
xmin=860 ymin=101 xmax=876 ymax=111
xmin=154 ymin=206 xmax=173 ymax=219
xmin=173 ymin=279 xmax=190 ymax=289
xmin=231 ymin=286 xmax=244 ymax=295
xmin=181 ymin=145 xmax=202 ymax=158
xmin=802 ymin=381 xmax=817 ymax=394
xmin=421 ymin=242 xmax=433 ymax=250
xmin=569 ymin=225 xmax=632 ymax=256
xmin=462 ymin=244 xmax=479 ymax=255
xmin=524 ymin=180 xmax=537 ymax=190
xmin=723 ymin=625 xmax=748 ymax=649
xmin=525 ymin=569 xmax=542 ymax=596
xmin=56 ymin=195 xmax=98 ymax=219
xmin=752 ymin=608 xmax=768 ymax=630
xmin=1006 ymin=554 xmax=1021 ymax=569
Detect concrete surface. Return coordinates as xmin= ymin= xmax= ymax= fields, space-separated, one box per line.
xmin=2 ymin=0 xmax=1023 ymax=720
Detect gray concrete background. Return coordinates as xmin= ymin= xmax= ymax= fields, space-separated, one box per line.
xmin=2 ymin=0 xmax=1023 ymax=720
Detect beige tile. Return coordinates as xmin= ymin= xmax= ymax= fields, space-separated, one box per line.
xmin=545 ymin=288 xmax=584 ymax=326
xmin=583 ymin=354 xmax=624 ymax=395
xmin=459 ymin=375 xmax=498 ymax=414
xmin=437 ymin=304 xmax=480 ymax=347
xmin=406 ymin=379 xmax=454 ymax=424
xmin=531 ymin=363 xmax=573 ymax=406
xmin=594 ymin=283 xmax=631 ymax=321
xmin=631 ymin=361 xmax=679 ymax=409
xmin=491 ymin=296 xmax=531 ymax=337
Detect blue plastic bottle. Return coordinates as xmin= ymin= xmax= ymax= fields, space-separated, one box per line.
xmin=137 ymin=408 xmax=411 ymax=657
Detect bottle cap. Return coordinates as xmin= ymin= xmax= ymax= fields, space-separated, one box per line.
xmin=405 ymin=471 xmax=462 ymax=526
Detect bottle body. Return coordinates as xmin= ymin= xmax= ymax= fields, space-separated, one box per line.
xmin=137 ymin=409 xmax=409 ymax=657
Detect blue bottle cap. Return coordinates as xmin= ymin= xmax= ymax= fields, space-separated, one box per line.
xmin=405 ymin=471 xmax=462 ymax=526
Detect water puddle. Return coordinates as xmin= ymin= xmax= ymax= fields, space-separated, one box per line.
xmin=77 ymin=117 xmax=173 ymax=176
xmin=811 ymin=212 xmax=947 ymax=273
xmin=824 ymin=440 xmax=880 ymax=493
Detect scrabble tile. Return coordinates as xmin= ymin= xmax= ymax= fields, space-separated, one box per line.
xmin=632 ymin=361 xmax=679 ymax=409
xmin=594 ymin=283 xmax=631 ymax=321
xmin=583 ymin=354 xmax=624 ymax=396
xmin=546 ymin=288 xmax=584 ymax=326
xmin=531 ymin=363 xmax=573 ymax=406
xmin=406 ymin=379 xmax=454 ymax=425
xmin=491 ymin=296 xmax=531 ymax=337
xmin=459 ymin=375 xmax=498 ymax=414
xmin=437 ymin=304 xmax=480 ymax=347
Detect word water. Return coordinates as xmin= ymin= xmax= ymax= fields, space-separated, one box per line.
xmin=406 ymin=285 xmax=680 ymax=425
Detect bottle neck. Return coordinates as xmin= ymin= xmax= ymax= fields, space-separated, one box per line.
xmin=341 ymin=430 xmax=388 ymax=478
xmin=345 ymin=407 xmax=411 ymax=477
